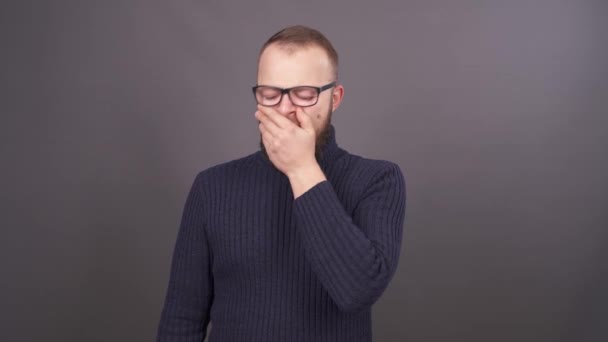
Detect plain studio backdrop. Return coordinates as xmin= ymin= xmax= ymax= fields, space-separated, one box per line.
xmin=1 ymin=1 xmax=606 ymax=341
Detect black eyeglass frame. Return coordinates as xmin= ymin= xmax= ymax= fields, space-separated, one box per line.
xmin=252 ymin=81 xmax=337 ymax=107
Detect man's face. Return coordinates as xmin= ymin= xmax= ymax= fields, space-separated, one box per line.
xmin=256 ymin=44 xmax=344 ymax=141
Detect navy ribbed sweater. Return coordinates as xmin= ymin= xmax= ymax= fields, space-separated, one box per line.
xmin=156 ymin=125 xmax=406 ymax=342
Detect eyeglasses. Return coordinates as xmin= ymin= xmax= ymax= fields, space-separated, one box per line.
xmin=252 ymin=81 xmax=336 ymax=107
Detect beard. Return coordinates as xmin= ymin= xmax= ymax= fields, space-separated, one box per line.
xmin=259 ymin=101 xmax=333 ymax=162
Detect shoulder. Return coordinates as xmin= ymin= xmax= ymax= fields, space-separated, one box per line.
xmin=339 ymin=151 xmax=405 ymax=185
xmin=194 ymin=151 xmax=261 ymax=185
xmin=327 ymin=151 xmax=406 ymax=207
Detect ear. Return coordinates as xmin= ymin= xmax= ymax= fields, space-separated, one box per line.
xmin=331 ymin=84 xmax=345 ymax=112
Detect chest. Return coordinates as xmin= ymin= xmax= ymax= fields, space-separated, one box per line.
xmin=205 ymin=176 xmax=300 ymax=278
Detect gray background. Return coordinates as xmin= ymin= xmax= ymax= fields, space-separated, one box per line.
xmin=1 ymin=1 xmax=607 ymax=341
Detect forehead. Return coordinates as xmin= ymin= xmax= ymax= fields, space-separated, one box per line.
xmin=257 ymin=44 xmax=333 ymax=87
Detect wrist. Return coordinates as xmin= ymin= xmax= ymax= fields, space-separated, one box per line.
xmin=287 ymin=163 xmax=326 ymax=199
xmin=287 ymin=161 xmax=320 ymax=179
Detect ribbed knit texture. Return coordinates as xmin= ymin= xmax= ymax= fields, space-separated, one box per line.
xmin=156 ymin=125 xmax=406 ymax=342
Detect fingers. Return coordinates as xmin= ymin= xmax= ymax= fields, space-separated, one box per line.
xmin=259 ymin=121 xmax=279 ymax=152
xmin=256 ymin=104 xmax=295 ymax=129
xmin=295 ymin=110 xmax=314 ymax=131
xmin=260 ymin=126 xmax=272 ymax=147
xmin=257 ymin=112 xmax=284 ymax=152
xmin=256 ymin=110 xmax=280 ymax=138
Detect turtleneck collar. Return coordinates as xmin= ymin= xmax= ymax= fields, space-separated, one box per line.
xmin=316 ymin=124 xmax=344 ymax=168
xmin=257 ymin=124 xmax=346 ymax=172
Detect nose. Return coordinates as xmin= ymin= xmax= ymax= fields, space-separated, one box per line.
xmin=275 ymin=92 xmax=296 ymax=117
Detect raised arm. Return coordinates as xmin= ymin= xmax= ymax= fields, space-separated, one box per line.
xmin=293 ymin=162 xmax=406 ymax=312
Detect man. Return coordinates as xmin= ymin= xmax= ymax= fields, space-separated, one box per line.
xmin=156 ymin=25 xmax=406 ymax=342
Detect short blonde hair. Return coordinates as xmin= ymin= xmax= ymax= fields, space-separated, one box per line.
xmin=259 ymin=25 xmax=339 ymax=79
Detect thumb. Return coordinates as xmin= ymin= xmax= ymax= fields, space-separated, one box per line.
xmin=295 ymin=111 xmax=314 ymax=131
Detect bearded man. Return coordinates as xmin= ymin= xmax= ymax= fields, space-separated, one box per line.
xmin=157 ymin=25 xmax=406 ymax=342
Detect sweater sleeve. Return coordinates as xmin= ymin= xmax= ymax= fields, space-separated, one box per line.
xmin=293 ymin=162 xmax=406 ymax=313
xmin=157 ymin=173 xmax=214 ymax=341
